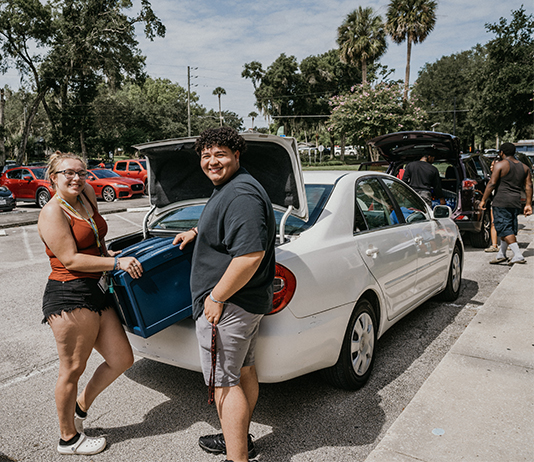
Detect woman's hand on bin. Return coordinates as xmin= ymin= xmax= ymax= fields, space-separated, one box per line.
xmin=119 ymin=257 xmax=143 ymax=279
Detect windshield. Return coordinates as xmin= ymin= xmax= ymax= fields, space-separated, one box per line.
xmin=91 ymin=169 xmax=121 ymax=179
xmin=151 ymin=184 xmax=333 ymax=235
xmin=32 ymin=168 xmax=46 ymax=179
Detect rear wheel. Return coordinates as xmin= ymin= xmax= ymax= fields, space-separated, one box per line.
xmin=321 ymin=298 xmax=377 ymax=390
xmin=36 ymin=189 xmax=51 ymax=208
xmin=102 ymin=186 xmax=116 ymax=202
xmin=437 ymin=244 xmax=462 ymax=301
xmin=470 ymin=210 xmax=491 ymax=248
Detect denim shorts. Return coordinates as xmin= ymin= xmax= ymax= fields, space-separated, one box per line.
xmin=42 ymin=278 xmax=112 ymax=324
xmin=196 ymin=302 xmax=263 ymax=387
xmin=492 ymin=207 xmax=519 ymax=238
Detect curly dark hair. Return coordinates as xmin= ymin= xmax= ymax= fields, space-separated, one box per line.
xmin=194 ymin=127 xmax=247 ymax=156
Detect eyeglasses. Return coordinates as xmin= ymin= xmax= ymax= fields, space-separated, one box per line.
xmin=56 ymin=169 xmax=88 ymax=179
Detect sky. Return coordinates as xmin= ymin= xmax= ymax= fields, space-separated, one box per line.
xmin=1 ymin=0 xmax=530 ymax=129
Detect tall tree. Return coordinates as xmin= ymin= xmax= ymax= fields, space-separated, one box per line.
xmin=248 ymin=111 xmax=258 ymax=129
xmin=385 ymin=0 xmax=437 ymax=100
xmin=0 ymin=0 xmax=54 ymax=164
xmin=212 ymin=86 xmax=226 ymax=127
xmin=337 ymin=7 xmax=387 ymax=84
xmin=468 ymin=7 xmax=534 ymax=142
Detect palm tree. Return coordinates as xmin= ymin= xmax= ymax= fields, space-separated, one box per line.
xmin=337 ymin=7 xmax=387 ymax=84
xmin=213 ymin=87 xmax=226 ymax=127
xmin=248 ymin=111 xmax=258 ymax=130
xmin=386 ymin=0 xmax=437 ymax=100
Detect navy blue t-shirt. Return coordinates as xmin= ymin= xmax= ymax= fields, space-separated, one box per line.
xmin=190 ymin=167 xmax=276 ymax=320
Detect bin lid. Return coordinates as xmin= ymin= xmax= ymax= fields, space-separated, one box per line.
xmin=133 ymin=133 xmax=308 ymax=220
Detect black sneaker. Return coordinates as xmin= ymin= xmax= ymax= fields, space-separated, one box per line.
xmin=199 ymin=433 xmax=256 ymax=458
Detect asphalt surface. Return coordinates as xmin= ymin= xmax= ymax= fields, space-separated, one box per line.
xmin=0 ymin=198 xmax=531 ymax=461
xmin=0 ymin=196 xmax=151 ymax=229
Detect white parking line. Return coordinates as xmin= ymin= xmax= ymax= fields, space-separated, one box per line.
xmin=115 ymin=214 xmax=143 ymax=227
xmin=22 ymin=228 xmax=35 ymax=261
xmin=0 ymin=362 xmax=58 ymax=390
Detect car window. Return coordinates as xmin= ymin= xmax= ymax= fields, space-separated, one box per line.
xmin=21 ymin=169 xmax=32 ymax=179
xmin=92 ymin=169 xmax=121 ymax=179
xmin=7 ymin=169 xmax=22 ymax=179
xmin=463 ymin=158 xmax=481 ymax=180
xmin=151 ymin=184 xmax=334 ymax=236
xmin=382 ymin=178 xmax=429 ymax=224
xmin=115 ymin=162 xmax=126 ymax=171
xmin=31 ymin=168 xmax=46 ymax=179
xmin=138 ymin=160 xmax=146 ymax=169
xmin=355 ymin=177 xmax=396 ymax=230
xmin=129 ymin=162 xmax=141 ymax=171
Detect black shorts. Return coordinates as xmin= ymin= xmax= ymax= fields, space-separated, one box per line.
xmin=42 ymin=278 xmax=113 ymax=324
xmin=492 ymin=207 xmax=519 ymax=238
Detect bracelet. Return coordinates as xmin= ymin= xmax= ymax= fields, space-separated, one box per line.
xmin=190 ymin=227 xmax=198 ymax=235
xmin=209 ymin=292 xmax=225 ymax=305
xmin=114 ymin=255 xmax=120 ymax=271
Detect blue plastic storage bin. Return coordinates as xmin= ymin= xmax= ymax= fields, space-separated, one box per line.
xmin=110 ymin=237 xmax=193 ymax=338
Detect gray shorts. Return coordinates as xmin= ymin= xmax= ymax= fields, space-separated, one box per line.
xmin=196 ymin=302 xmax=263 ymax=388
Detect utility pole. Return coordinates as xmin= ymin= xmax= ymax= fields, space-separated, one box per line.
xmin=187 ymin=66 xmax=198 ymax=137
xmin=0 ymin=89 xmax=5 ymax=169
xmin=191 ymin=66 xmax=195 ymax=136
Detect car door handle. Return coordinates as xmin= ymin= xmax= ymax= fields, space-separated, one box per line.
xmin=414 ymin=235 xmax=423 ymax=245
xmin=366 ymin=246 xmax=379 ymax=257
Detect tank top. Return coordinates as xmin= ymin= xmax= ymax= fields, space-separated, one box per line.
xmin=45 ymin=197 xmax=108 ymax=281
xmin=492 ymin=158 xmax=527 ymax=209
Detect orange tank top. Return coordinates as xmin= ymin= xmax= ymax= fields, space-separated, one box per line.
xmin=45 ymin=201 xmax=108 ymax=281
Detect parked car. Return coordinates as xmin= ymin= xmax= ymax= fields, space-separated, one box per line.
xmin=0 ymin=166 xmax=55 ymax=207
xmin=113 ymin=159 xmax=148 ymax=188
xmin=86 ymin=169 xmax=145 ymax=202
xmin=0 ymin=185 xmax=16 ymax=211
xmin=87 ymin=159 xmax=113 ymax=169
xmin=368 ymin=131 xmax=492 ymax=248
xmin=108 ymin=133 xmax=463 ymax=390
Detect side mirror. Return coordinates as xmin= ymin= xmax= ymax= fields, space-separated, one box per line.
xmin=433 ymin=205 xmax=451 ymax=219
xmin=23 ymin=175 xmax=33 ymax=182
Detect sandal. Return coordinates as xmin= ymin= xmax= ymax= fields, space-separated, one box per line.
xmin=489 ymin=256 xmax=509 ymax=264
xmin=57 ymin=433 xmax=106 ymax=455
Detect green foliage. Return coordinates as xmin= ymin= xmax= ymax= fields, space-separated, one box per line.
xmin=468 ymin=7 xmax=534 ymax=140
xmin=328 ymin=82 xmax=427 ymax=143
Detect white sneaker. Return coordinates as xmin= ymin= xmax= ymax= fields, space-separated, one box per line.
xmin=74 ymin=412 xmax=85 ymax=433
xmin=57 ymin=433 xmax=106 ymax=455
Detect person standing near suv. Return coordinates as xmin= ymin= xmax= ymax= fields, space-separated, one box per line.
xmin=401 ymin=153 xmax=446 ymax=207
xmin=479 ymin=142 xmax=532 ymax=265
xmin=173 ymin=127 xmax=275 ymax=462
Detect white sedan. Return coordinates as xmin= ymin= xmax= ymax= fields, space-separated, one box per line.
xmin=110 ymin=135 xmax=463 ymax=390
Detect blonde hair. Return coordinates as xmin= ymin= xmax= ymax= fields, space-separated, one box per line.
xmin=46 ymin=151 xmax=86 ymax=189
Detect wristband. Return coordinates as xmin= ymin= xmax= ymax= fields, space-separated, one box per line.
xmin=114 ymin=255 xmax=120 ymax=271
xmin=190 ymin=227 xmax=198 ymax=235
xmin=209 ymin=292 xmax=225 ymax=304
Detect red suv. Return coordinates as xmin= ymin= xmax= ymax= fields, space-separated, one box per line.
xmin=113 ymin=159 xmax=148 ymax=189
xmin=0 ymin=166 xmax=55 ymax=208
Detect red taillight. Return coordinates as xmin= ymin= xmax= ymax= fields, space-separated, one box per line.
xmin=268 ymin=263 xmax=296 ymax=315
xmin=462 ymin=179 xmax=476 ymax=190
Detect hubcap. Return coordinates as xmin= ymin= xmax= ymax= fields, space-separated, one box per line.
xmin=350 ymin=312 xmax=375 ymax=376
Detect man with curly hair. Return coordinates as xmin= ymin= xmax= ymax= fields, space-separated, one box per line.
xmin=174 ymin=127 xmax=275 ymax=462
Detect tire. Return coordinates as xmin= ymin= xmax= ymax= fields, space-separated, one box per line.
xmin=36 ymin=189 xmax=51 ymax=208
xmin=470 ymin=210 xmax=491 ymax=248
xmin=438 ymin=244 xmax=462 ymax=301
xmin=102 ymin=186 xmax=116 ymax=202
xmin=321 ymin=298 xmax=377 ymax=390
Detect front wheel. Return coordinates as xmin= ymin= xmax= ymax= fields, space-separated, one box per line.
xmin=36 ymin=189 xmax=51 ymax=208
xmin=102 ymin=186 xmax=116 ymax=202
xmin=437 ymin=244 xmax=462 ymax=301
xmin=321 ymin=298 xmax=377 ymax=390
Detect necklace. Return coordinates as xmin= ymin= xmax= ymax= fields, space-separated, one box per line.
xmin=55 ymin=194 xmax=103 ymax=255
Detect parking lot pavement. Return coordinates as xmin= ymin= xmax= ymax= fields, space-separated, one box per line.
xmin=364 ymin=214 xmax=534 ymax=462
xmin=0 ymin=196 xmax=150 ymax=229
